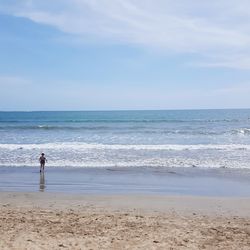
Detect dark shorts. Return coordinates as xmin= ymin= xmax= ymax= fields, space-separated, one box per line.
xmin=40 ymin=160 xmax=45 ymax=165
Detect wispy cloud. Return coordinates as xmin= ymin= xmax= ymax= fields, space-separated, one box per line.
xmin=0 ymin=75 xmax=30 ymax=87
xmin=2 ymin=0 xmax=250 ymax=69
xmin=215 ymin=82 xmax=250 ymax=94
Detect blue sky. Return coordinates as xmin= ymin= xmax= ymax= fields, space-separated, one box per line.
xmin=1 ymin=0 xmax=250 ymax=110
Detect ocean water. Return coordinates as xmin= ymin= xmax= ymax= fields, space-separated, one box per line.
xmin=0 ymin=109 xmax=250 ymax=169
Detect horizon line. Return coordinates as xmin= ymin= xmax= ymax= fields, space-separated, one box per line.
xmin=1 ymin=108 xmax=250 ymax=112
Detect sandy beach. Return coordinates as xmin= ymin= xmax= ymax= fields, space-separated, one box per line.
xmin=1 ymin=192 xmax=250 ymax=250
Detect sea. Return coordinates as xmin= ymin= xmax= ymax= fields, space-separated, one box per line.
xmin=0 ymin=109 xmax=250 ymax=169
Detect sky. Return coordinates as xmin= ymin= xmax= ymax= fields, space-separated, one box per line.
xmin=1 ymin=0 xmax=250 ymax=111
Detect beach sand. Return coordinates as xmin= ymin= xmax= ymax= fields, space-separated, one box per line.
xmin=0 ymin=192 xmax=250 ymax=249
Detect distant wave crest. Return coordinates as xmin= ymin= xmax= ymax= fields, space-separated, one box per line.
xmin=232 ymin=128 xmax=250 ymax=135
xmin=0 ymin=118 xmax=245 ymax=124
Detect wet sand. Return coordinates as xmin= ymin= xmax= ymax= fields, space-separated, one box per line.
xmin=1 ymin=166 xmax=250 ymax=196
xmin=0 ymin=192 xmax=250 ymax=249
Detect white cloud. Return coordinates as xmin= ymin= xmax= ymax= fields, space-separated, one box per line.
xmin=2 ymin=0 xmax=250 ymax=69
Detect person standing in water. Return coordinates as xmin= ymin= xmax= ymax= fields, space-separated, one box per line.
xmin=39 ymin=153 xmax=47 ymax=172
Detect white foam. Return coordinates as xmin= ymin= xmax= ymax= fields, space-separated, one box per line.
xmin=0 ymin=142 xmax=250 ymax=151
xmin=234 ymin=128 xmax=250 ymax=135
xmin=0 ymin=157 xmax=249 ymax=169
xmin=1 ymin=142 xmax=250 ymax=169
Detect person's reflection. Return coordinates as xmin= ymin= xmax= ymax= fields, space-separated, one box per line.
xmin=39 ymin=172 xmax=46 ymax=192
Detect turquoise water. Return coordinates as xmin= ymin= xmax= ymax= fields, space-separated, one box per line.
xmin=0 ymin=109 xmax=250 ymax=168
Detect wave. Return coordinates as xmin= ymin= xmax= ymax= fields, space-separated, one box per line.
xmin=232 ymin=128 xmax=250 ymax=135
xmin=1 ymin=142 xmax=250 ymax=169
xmin=0 ymin=125 xmax=220 ymax=136
xmin=1 ymin=125 xmax=250 ymax=137
xmin=1 ymin=142 xmax=250 ymax=151
xmin=0 ymin=155 xmax=249 ymax=169
xmin=0 ymin=125 xmax=111 ymax=130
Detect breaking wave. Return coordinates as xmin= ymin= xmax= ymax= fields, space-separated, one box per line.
xmin=0 ymin=142 xmax=250 ymax=151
